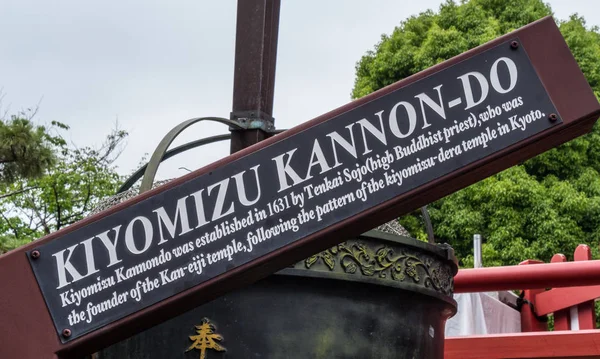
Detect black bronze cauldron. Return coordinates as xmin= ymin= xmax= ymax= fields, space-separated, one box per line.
xmin=97 ymin=230 xmax=456 ymax=359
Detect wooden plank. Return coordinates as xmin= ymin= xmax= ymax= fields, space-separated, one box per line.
xmin=446 ymin=330 xmax=600 ymax=358
xmin=536 ymin=286 xmax=600 ymax=315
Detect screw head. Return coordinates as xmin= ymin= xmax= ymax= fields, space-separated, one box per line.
xmin=62 ymin=329 xmax=72 ymax=338
xmin=549 ymin=113 xmax=558 ymax=122
xmin=31 ymin=250 xmax=40 ymax=259
xmin=510 ymin=41 xmax=519 ymax=49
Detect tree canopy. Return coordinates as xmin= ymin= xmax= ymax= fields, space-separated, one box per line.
xmin=0 ymin=126 xmax=127 ymax=254
xmin=352 ymin=0 xmax=600 ymax=266
xmin=0 ymin=110 xmax=64 ymax=185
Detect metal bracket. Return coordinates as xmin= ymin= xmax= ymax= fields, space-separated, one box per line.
xmin=230 ymin=110 xmax=275 ymax=132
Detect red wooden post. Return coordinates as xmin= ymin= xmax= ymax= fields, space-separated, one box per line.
xmin=574 ymin=244 xmax=596 ymax=330
xmin=550 ymin=254 xmax=570 ymax=330
xmin=519 ymin=259 xmax=547 ymax=332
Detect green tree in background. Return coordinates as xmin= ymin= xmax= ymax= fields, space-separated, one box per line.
xmin=352 ymin=0 xmax=600 ymax=266
xmin=0 ymin=109 xmax=64 ymax=185
xmin=0 ymin=126 xmax=127 ymax=253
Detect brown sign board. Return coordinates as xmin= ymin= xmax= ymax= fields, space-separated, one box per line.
xmin=0 ymin=16 xmax=598 ymax=358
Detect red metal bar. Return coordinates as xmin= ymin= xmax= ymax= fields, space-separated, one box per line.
xmin=455 ymin=259 xmax=600 ymax=293
xmin=445 ymin=330 xmax=600 ymax=358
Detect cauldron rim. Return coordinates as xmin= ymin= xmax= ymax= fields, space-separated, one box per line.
xmin=277 ymin=229 xmax=458 ymax=311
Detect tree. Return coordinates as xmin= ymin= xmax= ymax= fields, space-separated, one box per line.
xmin=0 ymin=108 xmax=65 ymax=185
xmin=0 ymin=126 xmax=127 ymax=253
xmin=352 ymin=0 xmax=600 ymax=266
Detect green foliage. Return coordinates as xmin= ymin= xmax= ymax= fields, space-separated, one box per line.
xmin=0 ymin=112 xmax=67 ymax=184
xmin=353 ymin=0 xmax=600 ymax=266
xmin=0 ymin=127 xmax=127 ymax=254
xmin=421 ymin=167 xmax=599 ymax=265
xmin=352 ymin=0 xmax=552 ymax=99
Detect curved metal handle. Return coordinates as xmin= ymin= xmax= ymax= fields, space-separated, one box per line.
xmin=139 ymin=117 xmax=243 ymax=194
xmin=117 ymin=134 xmax=231 ymax=194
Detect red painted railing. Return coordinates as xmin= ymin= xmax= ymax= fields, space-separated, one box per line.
xmin=446 ymin=244 xmax=600 ymax=358
xmin=454 ymin=256 xmax=600 ymax=293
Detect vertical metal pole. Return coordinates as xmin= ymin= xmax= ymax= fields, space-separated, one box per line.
xmin=473 ymin=234 xmax=482 ymax=268
xmin=230 ymin=0 xmax=281 ymax=154
xmin=420 ymin=206 xmax=435 ymax=244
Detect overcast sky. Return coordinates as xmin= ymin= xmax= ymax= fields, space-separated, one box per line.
xmin=2 ymin=0 xmax=599 ymax=185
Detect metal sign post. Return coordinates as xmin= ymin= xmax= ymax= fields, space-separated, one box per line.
xmin=229 ymin=0 xmax=280 ymax=153
xmin=0 ymin=16 xmax=598 ymax=359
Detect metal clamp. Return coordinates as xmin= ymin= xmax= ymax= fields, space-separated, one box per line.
xmin=517 ymin=291 xmax=548 ymax=322
xmin=230 ymin=110 xmax=275 ymax=132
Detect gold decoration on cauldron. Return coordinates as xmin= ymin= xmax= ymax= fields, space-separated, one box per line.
xmin=186 ymin=318 xmax=226 ymax=359
xmin=305 ymin=241 xmax=453 ymax=296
